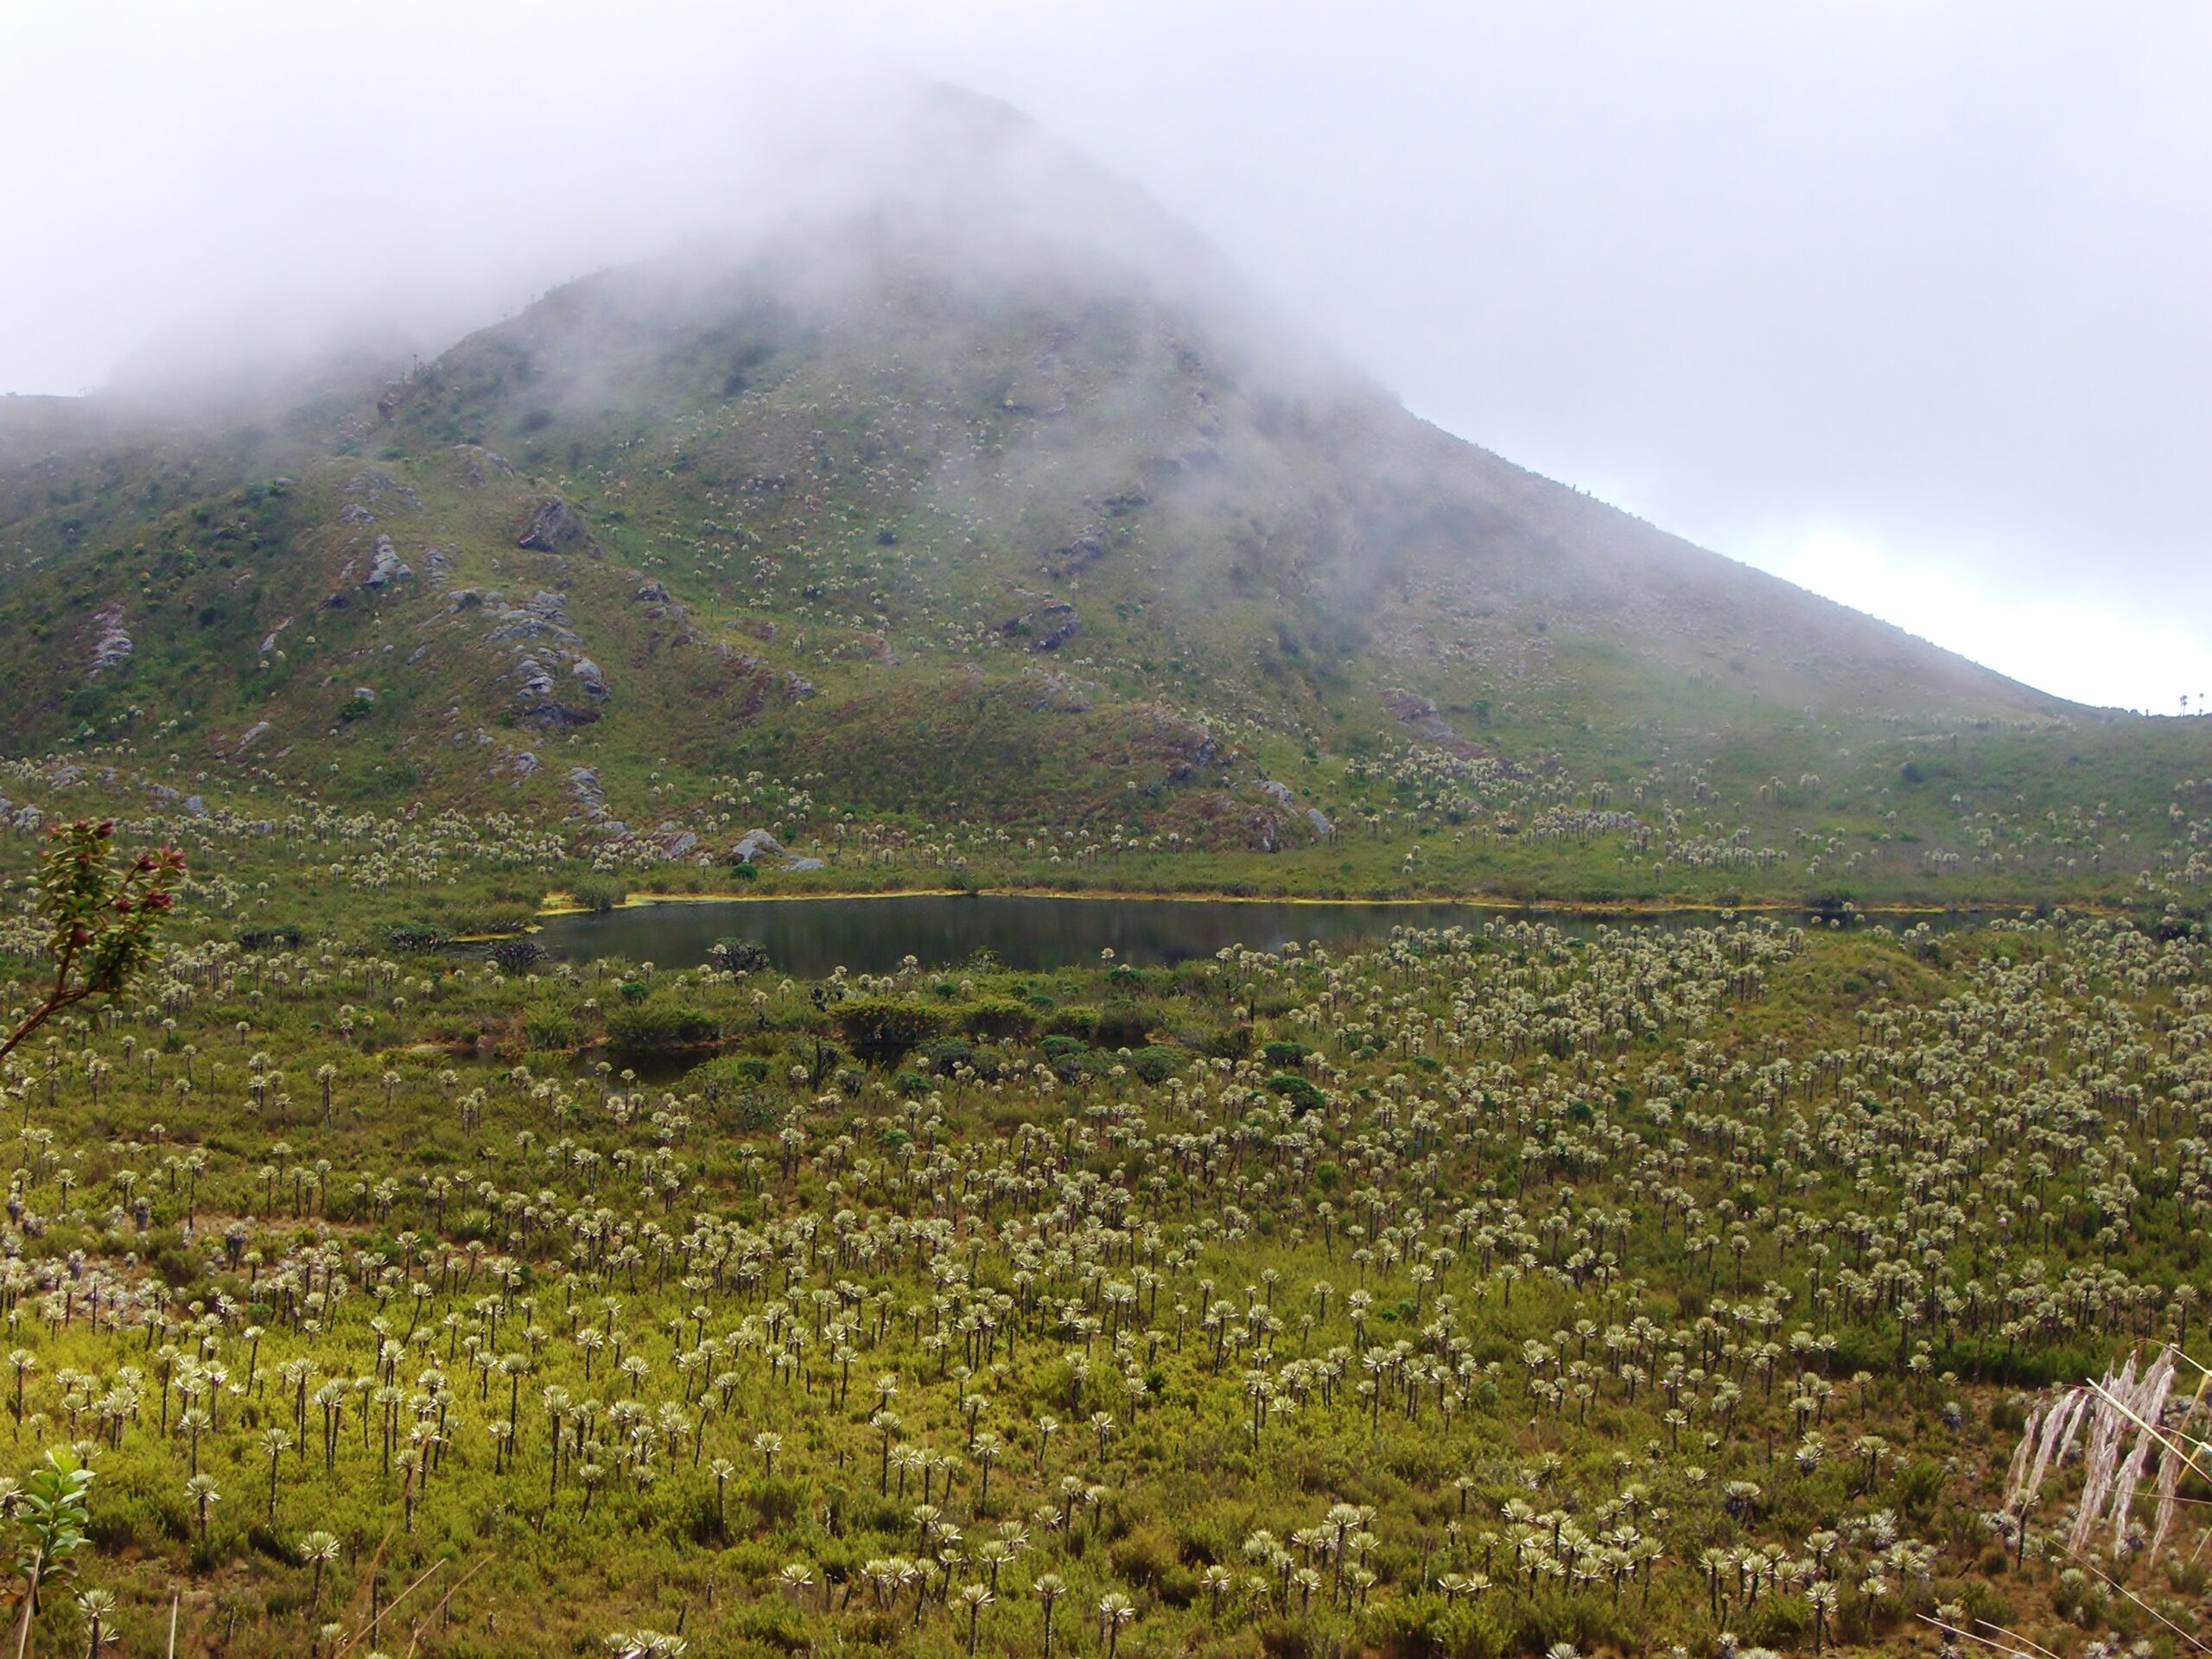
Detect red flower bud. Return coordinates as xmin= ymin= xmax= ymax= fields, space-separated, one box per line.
xmin=95 ymin=820 xmax=115 ymax=838
xmin=113 ymin=897 xmax=133 ymax=913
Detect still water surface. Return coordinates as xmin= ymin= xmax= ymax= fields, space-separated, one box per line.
xmin=530 ymin=893 xmax=1926 ymax=977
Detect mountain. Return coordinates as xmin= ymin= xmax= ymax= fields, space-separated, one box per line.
xmin=0 ymin=86 xmax=2202 ymax=901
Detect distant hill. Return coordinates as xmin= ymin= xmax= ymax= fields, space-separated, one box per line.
xmin=1 ymin=86 xmax=2202 ymax=903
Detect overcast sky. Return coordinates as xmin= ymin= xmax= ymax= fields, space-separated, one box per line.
xmin=3 ymin=2 xmax=2207 ymax=712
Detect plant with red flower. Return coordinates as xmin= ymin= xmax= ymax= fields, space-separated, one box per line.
xmin=0 ymin=819 xmax=186 ymax=1065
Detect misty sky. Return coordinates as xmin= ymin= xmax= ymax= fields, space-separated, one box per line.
xmin=3 ymin=2 xmax=2207 ymax=712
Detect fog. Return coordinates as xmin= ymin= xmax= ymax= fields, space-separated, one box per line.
xmin=3 ymin=1 xmax=2207 ymax=710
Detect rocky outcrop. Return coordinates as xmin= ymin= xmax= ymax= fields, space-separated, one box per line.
xmin=449 ymin=445 xmax=515 ymax=487
xmin=1001 ymin=601 xmax=1078 ymax=652
xmin=1306 ymin=807 xmax=1335 ymax=836
xmin=1025 ymin=670 xmax=1093 ymax=714
xmin=88 ymin=603 xmax=133 ymax=677
xmin=342 ymin=470 xmax=420 ymax=518
xmin=518 ymin=497 xmax=585 ymax=552
xmin=731 ymin=828 xmax=784 ymax=864
xmin=1380 ymin=687 xmax=1486 ymax=758
xmin=366 ymin=537 xmax=412 ymax=588
xmin=1042 ymin=532 xmax=1110 ymax=576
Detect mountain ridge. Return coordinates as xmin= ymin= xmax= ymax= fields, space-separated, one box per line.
xmin=0 ymin=86 xmax=2198 ymax=909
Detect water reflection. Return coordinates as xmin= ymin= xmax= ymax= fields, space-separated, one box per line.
xmin=529 ymin=894 xmax=1940 ymax=976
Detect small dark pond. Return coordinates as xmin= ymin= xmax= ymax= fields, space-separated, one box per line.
xmin=531 ymin=893 xmax=1955 ymax=977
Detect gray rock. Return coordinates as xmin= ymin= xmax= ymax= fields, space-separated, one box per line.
xmin=783 ymin=857 xmax=825 ymax=873
xmin=518 ymin=498 xmax=582 ymax=552
xmin=344 ymin=470 xmax=421 ymax=514
xmin=512 ymin=658 xmax=556 ymax=701
xmin=1001 ymin=601 xmax=1080 ymax=652
xmin=1306 ymin=807 xmax=1335 ymax=836
xmin=365 ymin=537 xmax=412 ymax=588
xmin=89 ymin=602 xmax=133 ymax=676
xmin=182 ymin=795 xmax=207 ymax=817
xmin=235 ymin=721 xmax=271 ymax=753
xmin=352 ymin=687 xmax=377 ymax=704
xmin=731 ymin=828 xmax=785 ymax=863
xmin=257 ymin=617 xmax=293 ymax=656
xmin=571 ymin=658 xmax=609 ymax=700
xmin=1260 ymin=779 xmax=1295 ymax=806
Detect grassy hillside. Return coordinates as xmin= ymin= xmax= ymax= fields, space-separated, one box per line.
xmin=0 ymin=99 xmax=2205 ymax=913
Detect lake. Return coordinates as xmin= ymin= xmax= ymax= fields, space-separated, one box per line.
xmin=527 ymin=893 xmax=1933 ymax=976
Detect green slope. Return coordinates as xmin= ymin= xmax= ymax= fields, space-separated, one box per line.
xmin=0 ymin=96 xmax=2205 ymax=909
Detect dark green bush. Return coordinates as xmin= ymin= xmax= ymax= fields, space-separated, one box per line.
xmin=1265 ymin=1072 xmax=1327 ymax=1115
xmin=522 ymin=1007 xmax=578 ymax=1050
xmin=488 ymin=937 xmax=546 ymax=973
xmin=1042 ymin=1008 xmax=1098 ymax=1045
xmin=569 ymin=876 xmax=628 ymax=912
xmin=957 ymin=997 xmax=1036 ymax=1042
xmin=834 ymin=998 xmax=950 ymax=1064
xmin=1096 ymin=1000 xmax=1157 ymax=1049
xmin=707 ymin=937 xmax=771 ymax=973
xmin=605 ymin=998 xmax=720 ymax=1056
xmin=1128 ymin=1046 xmax=1183 ymax=1084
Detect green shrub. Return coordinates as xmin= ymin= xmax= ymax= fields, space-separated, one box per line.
xmin=521 ymin=1007 xmax=578 ymax=1050
xmin=707 ymin=937 xmax=771 ymax=974
xmin=1096 ymin=1000 xmax=1157 ymax=1049
xmin=569 ymin=876 xmax=628 ymax=912
xmin=488 ymin=937 xmax=546 ymax=973
xmin=685 ymin=1053 xmax=774 ymax=1126
xmin=1128 ymin=1046 xmax=1183 ymax=1084
xmin=834 ymin=998 xmax=950 ymax=1064
xmin=1045 ymin=1006 xmax=1100 ymax=1041
xmin=605 ymin=997 xmax=720 ymax=1056
xmin=1262 ymin=1039 xmax=1312 ymax=1069
xmin=1265 ymin=1072 xmax=1327 ymax=1115
xmin=957 ymin=997 xmax=1036 ymax=1042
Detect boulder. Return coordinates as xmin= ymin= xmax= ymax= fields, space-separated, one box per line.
xmin=731 ymin=828 xmax=785 ymax=864
xmin=365 ymin=537 xmax=412 ymax=587
xmin=88 ymin=602 xmax=133 ymax=676
xmin=518 ymin=497 xmax=583 ymax=552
